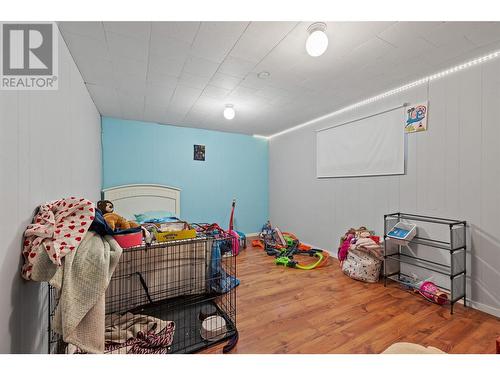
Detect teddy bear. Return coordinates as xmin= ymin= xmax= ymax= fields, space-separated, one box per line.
xmin=97 ymin=200 xmax=139 ymax=231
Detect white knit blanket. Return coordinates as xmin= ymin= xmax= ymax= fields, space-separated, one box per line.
xmin=30 ymin=231 xmax=122 ymax=353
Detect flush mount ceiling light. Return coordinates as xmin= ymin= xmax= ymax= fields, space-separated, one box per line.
xmin=257 ymin=71 xmax=271 ymax=79
xmin=223 ymin=104 xmax=235 ymax=120
xmin=306 ymin=22 xmax=328 ymax=57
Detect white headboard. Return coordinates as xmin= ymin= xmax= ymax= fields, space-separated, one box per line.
xmin=102 ymin=184 xmax=181 ymax=220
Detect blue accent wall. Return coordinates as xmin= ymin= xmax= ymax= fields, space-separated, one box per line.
xmin=101 ymin=117 xmax=268 ymax=233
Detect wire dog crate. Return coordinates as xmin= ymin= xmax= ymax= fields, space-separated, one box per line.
xmin=48 ymin=234 xmax=238 ymax=354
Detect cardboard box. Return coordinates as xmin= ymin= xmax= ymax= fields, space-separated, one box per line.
xmin=156 ymin=228 xmax=197 ymax=242
xmin=153 ymin=221 xmax=197 ymax=243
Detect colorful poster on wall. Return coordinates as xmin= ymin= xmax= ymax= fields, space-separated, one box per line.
xmin=405 ymin=102 xmax=428 ymax=133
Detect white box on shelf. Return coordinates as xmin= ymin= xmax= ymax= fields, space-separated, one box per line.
xmin=387 ymin=221 xmax=417 ymax=245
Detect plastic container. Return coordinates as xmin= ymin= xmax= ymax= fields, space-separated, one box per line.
xmin=387 ymin=221 xmax=417 ymax=245
xmin=113 ymin=231 xmax=143 ymax=248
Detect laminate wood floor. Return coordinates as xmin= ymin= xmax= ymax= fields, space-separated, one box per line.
xmin=202 ymin=241 xmax=500 ymax=354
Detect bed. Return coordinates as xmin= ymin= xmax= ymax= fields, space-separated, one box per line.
xmin=102 ymin=184 xmax=181 ymax=220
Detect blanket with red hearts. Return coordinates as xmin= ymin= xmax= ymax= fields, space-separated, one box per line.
xmin=21 ymin=197 xmax=95 ymax=280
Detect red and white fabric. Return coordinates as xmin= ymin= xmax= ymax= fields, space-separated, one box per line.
xmin=22 ymin=197 xmax=96 ymax=280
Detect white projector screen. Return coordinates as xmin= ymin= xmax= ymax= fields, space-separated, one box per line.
xmin=316 ymin=106 xmax=405 ymax=178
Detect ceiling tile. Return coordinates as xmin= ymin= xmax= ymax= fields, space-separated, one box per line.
xmin=189 ymin=95 xmax=222 ymax=114
xmin=190 ymin=22 xmax=249 ymax=63
xmin=118 ymin=90 xmax=145 ymax=120
xmin=151 ymin=22 xmax=200 ymax=44
xmin=58 ymin=22 xmax=105 ymax=40
xmin=77 ymin=57 xmax=115 ymax=87
xmin=422 ymin=22 xmax=475 ymax=47
xmin=103 ymin=22 xmax=151 ymax=42
xmin=203 ymin=85 xmax=231 ymax=99
xmin=113 ymin=72 xmax=147 ymax=96
xmin=238 ymin=73 xmax=269 ymax=90
xmin=106 ymin=31 xmax=149 ymax=61
xmin=246 ymin=21 xmax=298 ymax=36
xmin=218 ymin=56 xmax=256 ymax=78
xmin=229 ymin=22 xmax=297 ymax=63
xmin=348 ymin=37 xmax=396 ymax=65
xmin=143 ymin=103 xmax=167 ymax=123
xmin=150 ymin=31 xmax=192 ymax=58
xmin=183 ymin=55 xmax=220 ymax=77
xmin=144 ymin=83 xmax=176 ymax=108
xmin=377 ymin=22 xmax=445 ymax=47
xmin=161 ymin=111 xmax=188 ymax=125
xmin=148 ymin=53 xmax=186 ymax=80
xmin=86 ymin=84 xmax=121 ymax=116
xmin=169 ymin=85 xmax=203 ymax=112
xmin=178 ymin=72 xmax=211 ymax=90
xmin=463 ymin=22 xmax=500 ymax=46
xmin=254 ymin=85 xmax=293 ymax=100
xmin=111 ymin=57 xmax=148 ymax=80
xmin=61 ymin=31 xmax=110 ymax=61
xmin=420 ymin=35 xmax=477 ymax=67
xmin=209 ymin=73 xmax=241 ymax=90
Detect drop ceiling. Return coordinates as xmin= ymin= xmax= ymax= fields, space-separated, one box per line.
xmin=58 ymin=21 xmax=500 ymax=136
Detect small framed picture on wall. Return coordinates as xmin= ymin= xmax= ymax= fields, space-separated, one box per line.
xmin=194 ymin=144 xmax=205 ymax=161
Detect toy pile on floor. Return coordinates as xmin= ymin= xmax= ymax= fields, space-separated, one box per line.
xmin=253 ymin=221 xmax=329 ymax=270
xmin=337 ymin=226 xmax=383 ymax=283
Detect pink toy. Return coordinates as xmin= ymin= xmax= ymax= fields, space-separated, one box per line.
xmin=228 ymin=199 xmax=240 ymax=256
xmin=419 ymin=281 xmax=448 ymax=305
xmin=338 ymin=233 xmax=354 ymax=261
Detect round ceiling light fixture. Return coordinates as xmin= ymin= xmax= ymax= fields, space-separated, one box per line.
xmin=223 ymin=104 xmax=235 ymax=120
xmin=257 ymin=71 xmax=271 ymax=79
xmin=306 ymin=22 xmax=328 ymax=57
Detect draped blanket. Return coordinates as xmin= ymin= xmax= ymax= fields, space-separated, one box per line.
xmin=22 ymin=197 xmax=96 ymax=279
xmin=104 ymin=313 xmax=175 ymax=354
xmin=29 ymin=231 xmax=122 ymax=353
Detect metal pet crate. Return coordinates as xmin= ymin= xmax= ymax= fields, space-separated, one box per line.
xmin=48 ymin=234 xmax=238 ymax=354
xmin=383 ymin=212 xmax=467 ymax=314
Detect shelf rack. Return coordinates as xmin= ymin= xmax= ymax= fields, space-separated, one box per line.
xmin=383 ymin=212 xmax=467 ymax=314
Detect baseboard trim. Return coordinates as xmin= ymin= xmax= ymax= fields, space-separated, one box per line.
xmin=461 ymin=299 xmax=500 ymax=318
xmin=301 ymin=242 xmax=337 ymax=257
xmin=303 ymin=244 xmax=500 ymax=318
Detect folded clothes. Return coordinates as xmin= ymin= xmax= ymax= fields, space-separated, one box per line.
xmin=350 ymin=237 xmax=383 ymax=259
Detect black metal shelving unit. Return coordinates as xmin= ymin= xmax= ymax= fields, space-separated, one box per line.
xmin=383 ymin=212 xmax=467 ymax=314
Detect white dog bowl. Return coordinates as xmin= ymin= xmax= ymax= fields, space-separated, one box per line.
xmin=200 ymin=315 xmax=227 ymax=341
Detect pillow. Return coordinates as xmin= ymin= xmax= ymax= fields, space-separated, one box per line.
xmin=134 ymin=210 xmax=177 ymax=224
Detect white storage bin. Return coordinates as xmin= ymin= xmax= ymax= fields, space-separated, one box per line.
xmin=387 ymin=221 xmax=417 ymax=245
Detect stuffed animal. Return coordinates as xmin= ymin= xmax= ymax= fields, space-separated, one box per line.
xmin=96 ymin=200 xmax=139 ymax=231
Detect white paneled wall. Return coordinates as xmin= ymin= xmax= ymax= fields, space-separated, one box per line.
xmin=0 ymin=32 xmax=101 ymax=353
xmin=269 ymin=57 xmax=500 ymax=317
